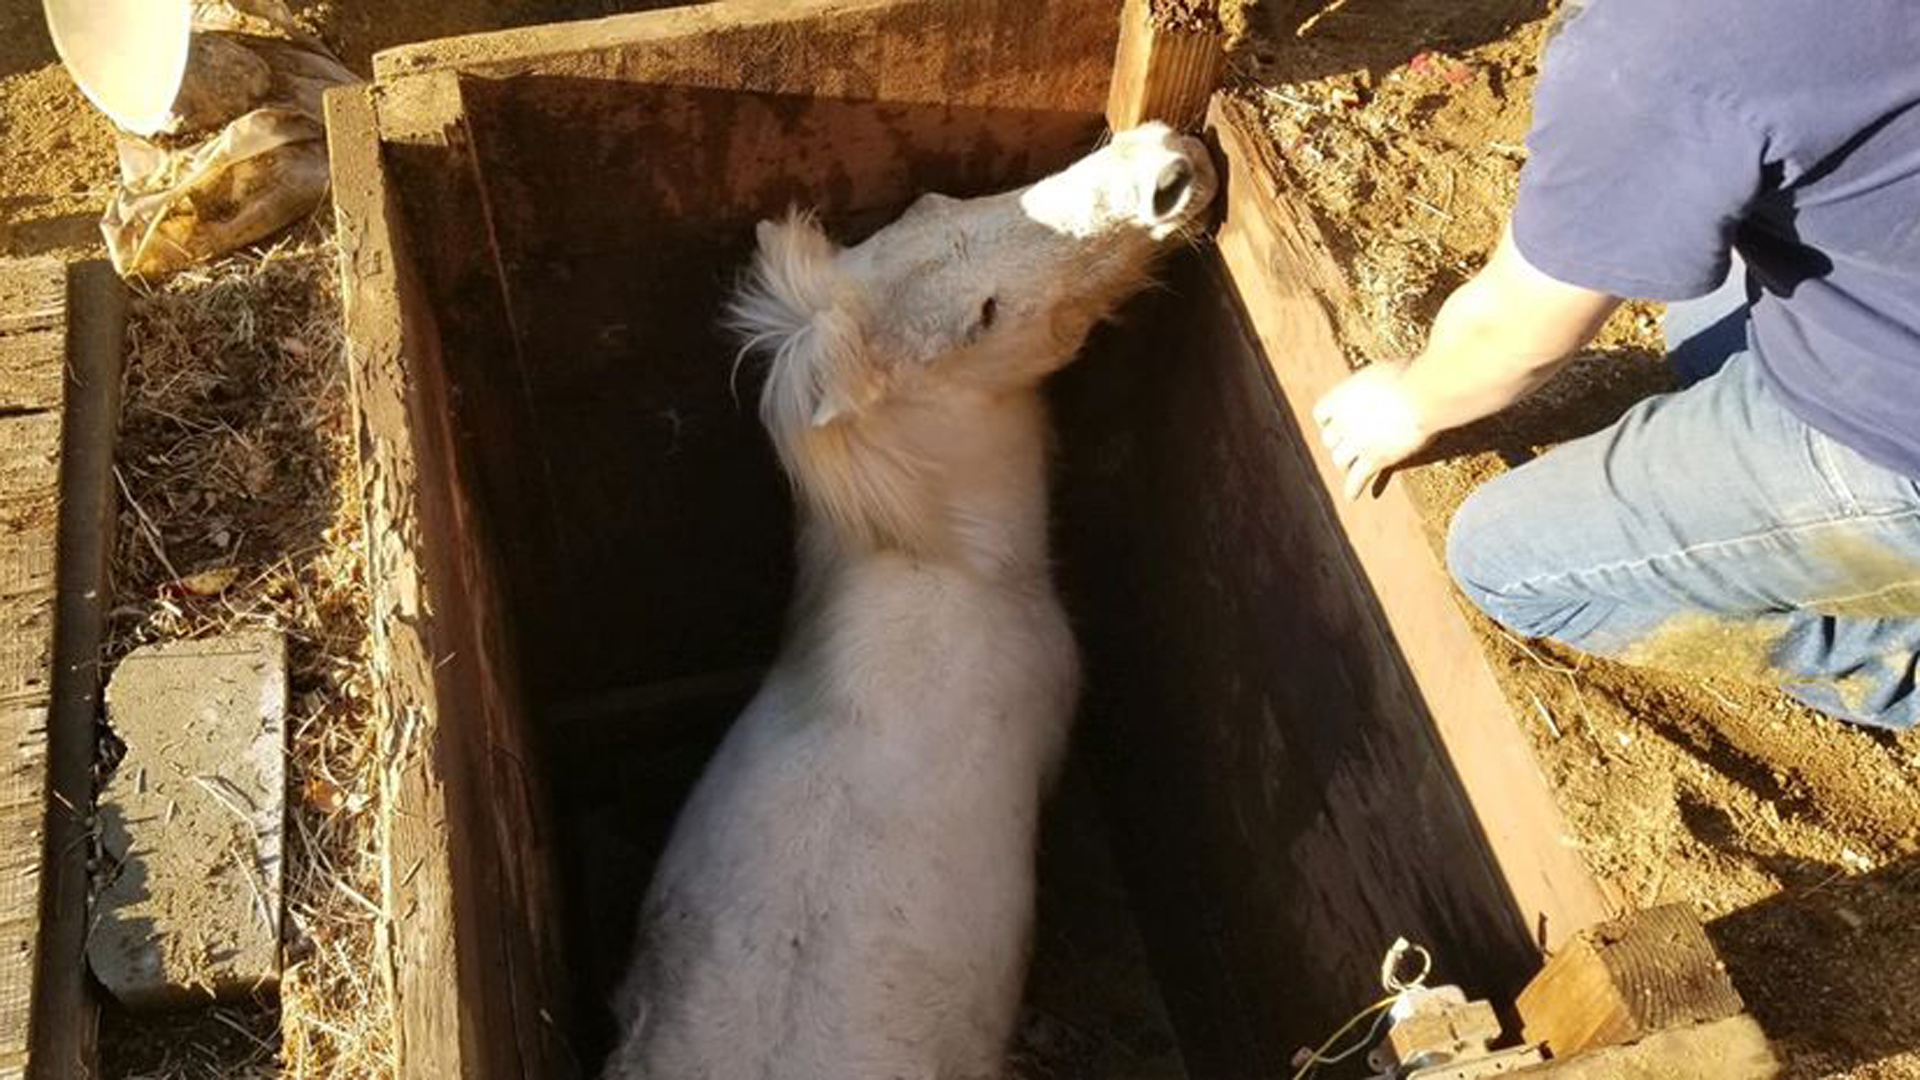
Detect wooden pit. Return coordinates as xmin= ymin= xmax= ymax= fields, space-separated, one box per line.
xmin=323 ymin=0 xmax=1608 ymax=1076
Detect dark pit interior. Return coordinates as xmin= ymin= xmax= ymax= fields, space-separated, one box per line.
xmin=380 ymin=69 xmax=1545 ymax=1080
xmin=386 ymin=76 xmax=1197 ymax=1077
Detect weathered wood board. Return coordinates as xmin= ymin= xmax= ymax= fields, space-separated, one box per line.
xmin=373 ymin=0 xmax=1120 ymax=108
xmin=1205 ymin=96 xmax=1609 ymax=947
xmin=1048 ymin=99 xmax=1608 ymax=1074
xmin=0 ymin=258 xmax=124 ymax=1080
xmin=329 ymin=85 xmax=569 ymax=1080
xmin=1518 ymin=903 xmax=1747 ymax=1059
xmin=0 ymin=260 xmax=64 ymax=1080
xmin=1108 ymin=0 xmax=1226 ymax=129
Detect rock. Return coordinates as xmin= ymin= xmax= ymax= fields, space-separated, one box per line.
xmin=89 ymin=630 xmax=287 ymax=1009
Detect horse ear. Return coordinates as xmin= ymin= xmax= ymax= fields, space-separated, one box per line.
xmin=729 ymin=211 xmax=882 ymax=430
xmin=804 ymin=312 xmax=886 ymax=427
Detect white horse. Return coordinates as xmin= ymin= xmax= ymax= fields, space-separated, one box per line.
xmin=603 ymin=123 xmax=1216 ymax=1080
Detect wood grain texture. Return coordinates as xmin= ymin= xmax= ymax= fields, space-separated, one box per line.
xmin=0 ymin=265 xmax=64 ymax=414
xmin=1054 ymin=247 xmax=1550 ymax=1075
xmin=1207 ymin=97 xmax=1608 ymax=947
xmin=0 ymin=416 xmax=57 ymax=1080
xmin=1512 ymin=1015 xmax=1779 ymax=1079
xmin=329 ymin=82 xmax=574 ymax=1080
xmin=0 ymin=258 xmax=120 ymax=1080
xmin=1518 ymin=903 xmax=1746 ymax=1059
xmin=0 ymin=258 xmax=64 ymax=1080
xmin=1050 ymin=99 xmax=1606 ymax=1073
xmin=374 ymin=0 xmax=1120 ymax=116
xmin=1108 ymin=0 xmax=1227 ymax=130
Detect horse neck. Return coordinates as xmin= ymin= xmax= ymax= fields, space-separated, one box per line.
xmin=792 ymin=388 xmax=1054 ymax=583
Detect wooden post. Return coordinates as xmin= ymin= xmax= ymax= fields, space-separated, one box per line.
xmin=1107 ymin=0 xmax=1228 ymax=130
xmin=1517 ymin=904 xmax=1749 ymax=1060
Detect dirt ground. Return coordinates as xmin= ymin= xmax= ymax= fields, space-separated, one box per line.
xmin=0 ymin=0 xmax=658 ymax=260
xmin=5 ymin=0 xmax=1918 ymax=1077
xmin=1235 ymin=2 xmax=1920 ymax=1077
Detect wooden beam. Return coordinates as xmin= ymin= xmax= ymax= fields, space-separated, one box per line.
xmin=373 ymin=0 xmax=1122 ymax=117
xmin=1108 ymin=0 xmax=1228 ymax=130
xmin=1518 ymin=903 xmax=1747 ymax=1059
xmin=330 ymin=82 xmax=577 ymax=1080
xmin=1512 ymin=1015 xmax=1779 ymax=1079
xmin=0 ymin=258 xmax=62 ymax=1076
xmin=0 ymin=257 xmax=122 ymax=1080
xmin=1203 ymin=96 xmax=1607 ymax=947
xmin=327 ymin=84 xmax=463 ymax=1080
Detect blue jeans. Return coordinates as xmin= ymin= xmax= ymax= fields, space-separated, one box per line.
xmin=1446 ymin=281 xmax=1920 ymax=729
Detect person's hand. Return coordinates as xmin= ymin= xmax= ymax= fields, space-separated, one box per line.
xmin=1312 ymin=360 xmax=1431 ymax=500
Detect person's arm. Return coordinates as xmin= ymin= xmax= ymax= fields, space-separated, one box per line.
xmin=1312 ymin=227 xmax=1621 ymax=500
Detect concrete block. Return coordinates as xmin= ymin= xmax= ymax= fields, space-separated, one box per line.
xmin=90 ymin=630 xmax=287 ymax=1009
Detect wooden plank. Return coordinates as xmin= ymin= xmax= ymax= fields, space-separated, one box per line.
xmin=0 ymin=258 xmax=63 ymax=1080
xmin=328 ymin=83 xmax=467 ymax=1080
xmin=373 ymin=0 xmax=1121 ymax=118
xmin=548 ymin=667 xmax=766 ymax=728
xmin=1517 ymin=904 xmax=1746 ymax=1059
xmin=329 ymin=84 xmax=570 ymax=1080
xmin=1107 ymin=0 xmax=1227 ymax=130
xmin=1205 ymin=96 xmax=1608 ymax=947
xmin=1513 ymin=1015 xmax=1779 ymax=1079
xmin=1050 ymin=96 xmax=1607 ymax=1074
xmin=0 ymin=263 xmax=65 ymax=413
xmin=1053 ymin=249 xmax=1540 ymax=1075
xmin=0 ymin=257 xmax=119 ymax=1080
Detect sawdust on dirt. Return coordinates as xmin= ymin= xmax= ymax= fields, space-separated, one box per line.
xmin=1235 ymin=3 xmax=1920 ymax=1078
xmin=0 ymin=1 xmax=118 ymax=263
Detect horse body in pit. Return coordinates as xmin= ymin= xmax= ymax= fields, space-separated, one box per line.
xmin=604 ymin=123 xmax=1216 ymax=1080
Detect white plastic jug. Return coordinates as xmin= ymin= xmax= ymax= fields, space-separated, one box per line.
xmin=43 ymin=0 xmax=193 ymax=136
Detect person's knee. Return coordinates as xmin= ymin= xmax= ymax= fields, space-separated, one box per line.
xmin=1445 ymin=488 xmax=1508 ymax=616
xmin=1446 ymin=480 xmax=1590 ymax=643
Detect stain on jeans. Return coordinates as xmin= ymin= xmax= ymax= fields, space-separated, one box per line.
xmin=1618 ymin=613 xmax=1788 ymax=682
xmin=1618 ymin=613 xmax=1903 ymax=718
xmin=1806 ymin=533 xmax=1920 ymax=617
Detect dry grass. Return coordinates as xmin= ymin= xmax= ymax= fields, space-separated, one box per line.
xmin=99 ymin=227 xmax=393 ymax=1080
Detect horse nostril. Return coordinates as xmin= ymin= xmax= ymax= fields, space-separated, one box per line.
xmin=1153 ymin=159 xmax=1194 ymax=219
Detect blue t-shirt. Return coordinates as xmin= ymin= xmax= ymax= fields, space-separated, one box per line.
xmin=1513 ymin=0 xmax=1920 ymax=479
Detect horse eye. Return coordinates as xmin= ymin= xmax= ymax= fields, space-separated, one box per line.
xmin=978 ymin=296 xmax=997 ymax=330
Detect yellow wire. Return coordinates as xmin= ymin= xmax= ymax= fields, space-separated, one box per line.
xmin=1288 ymin=994 xmax=1400 ymax=1080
